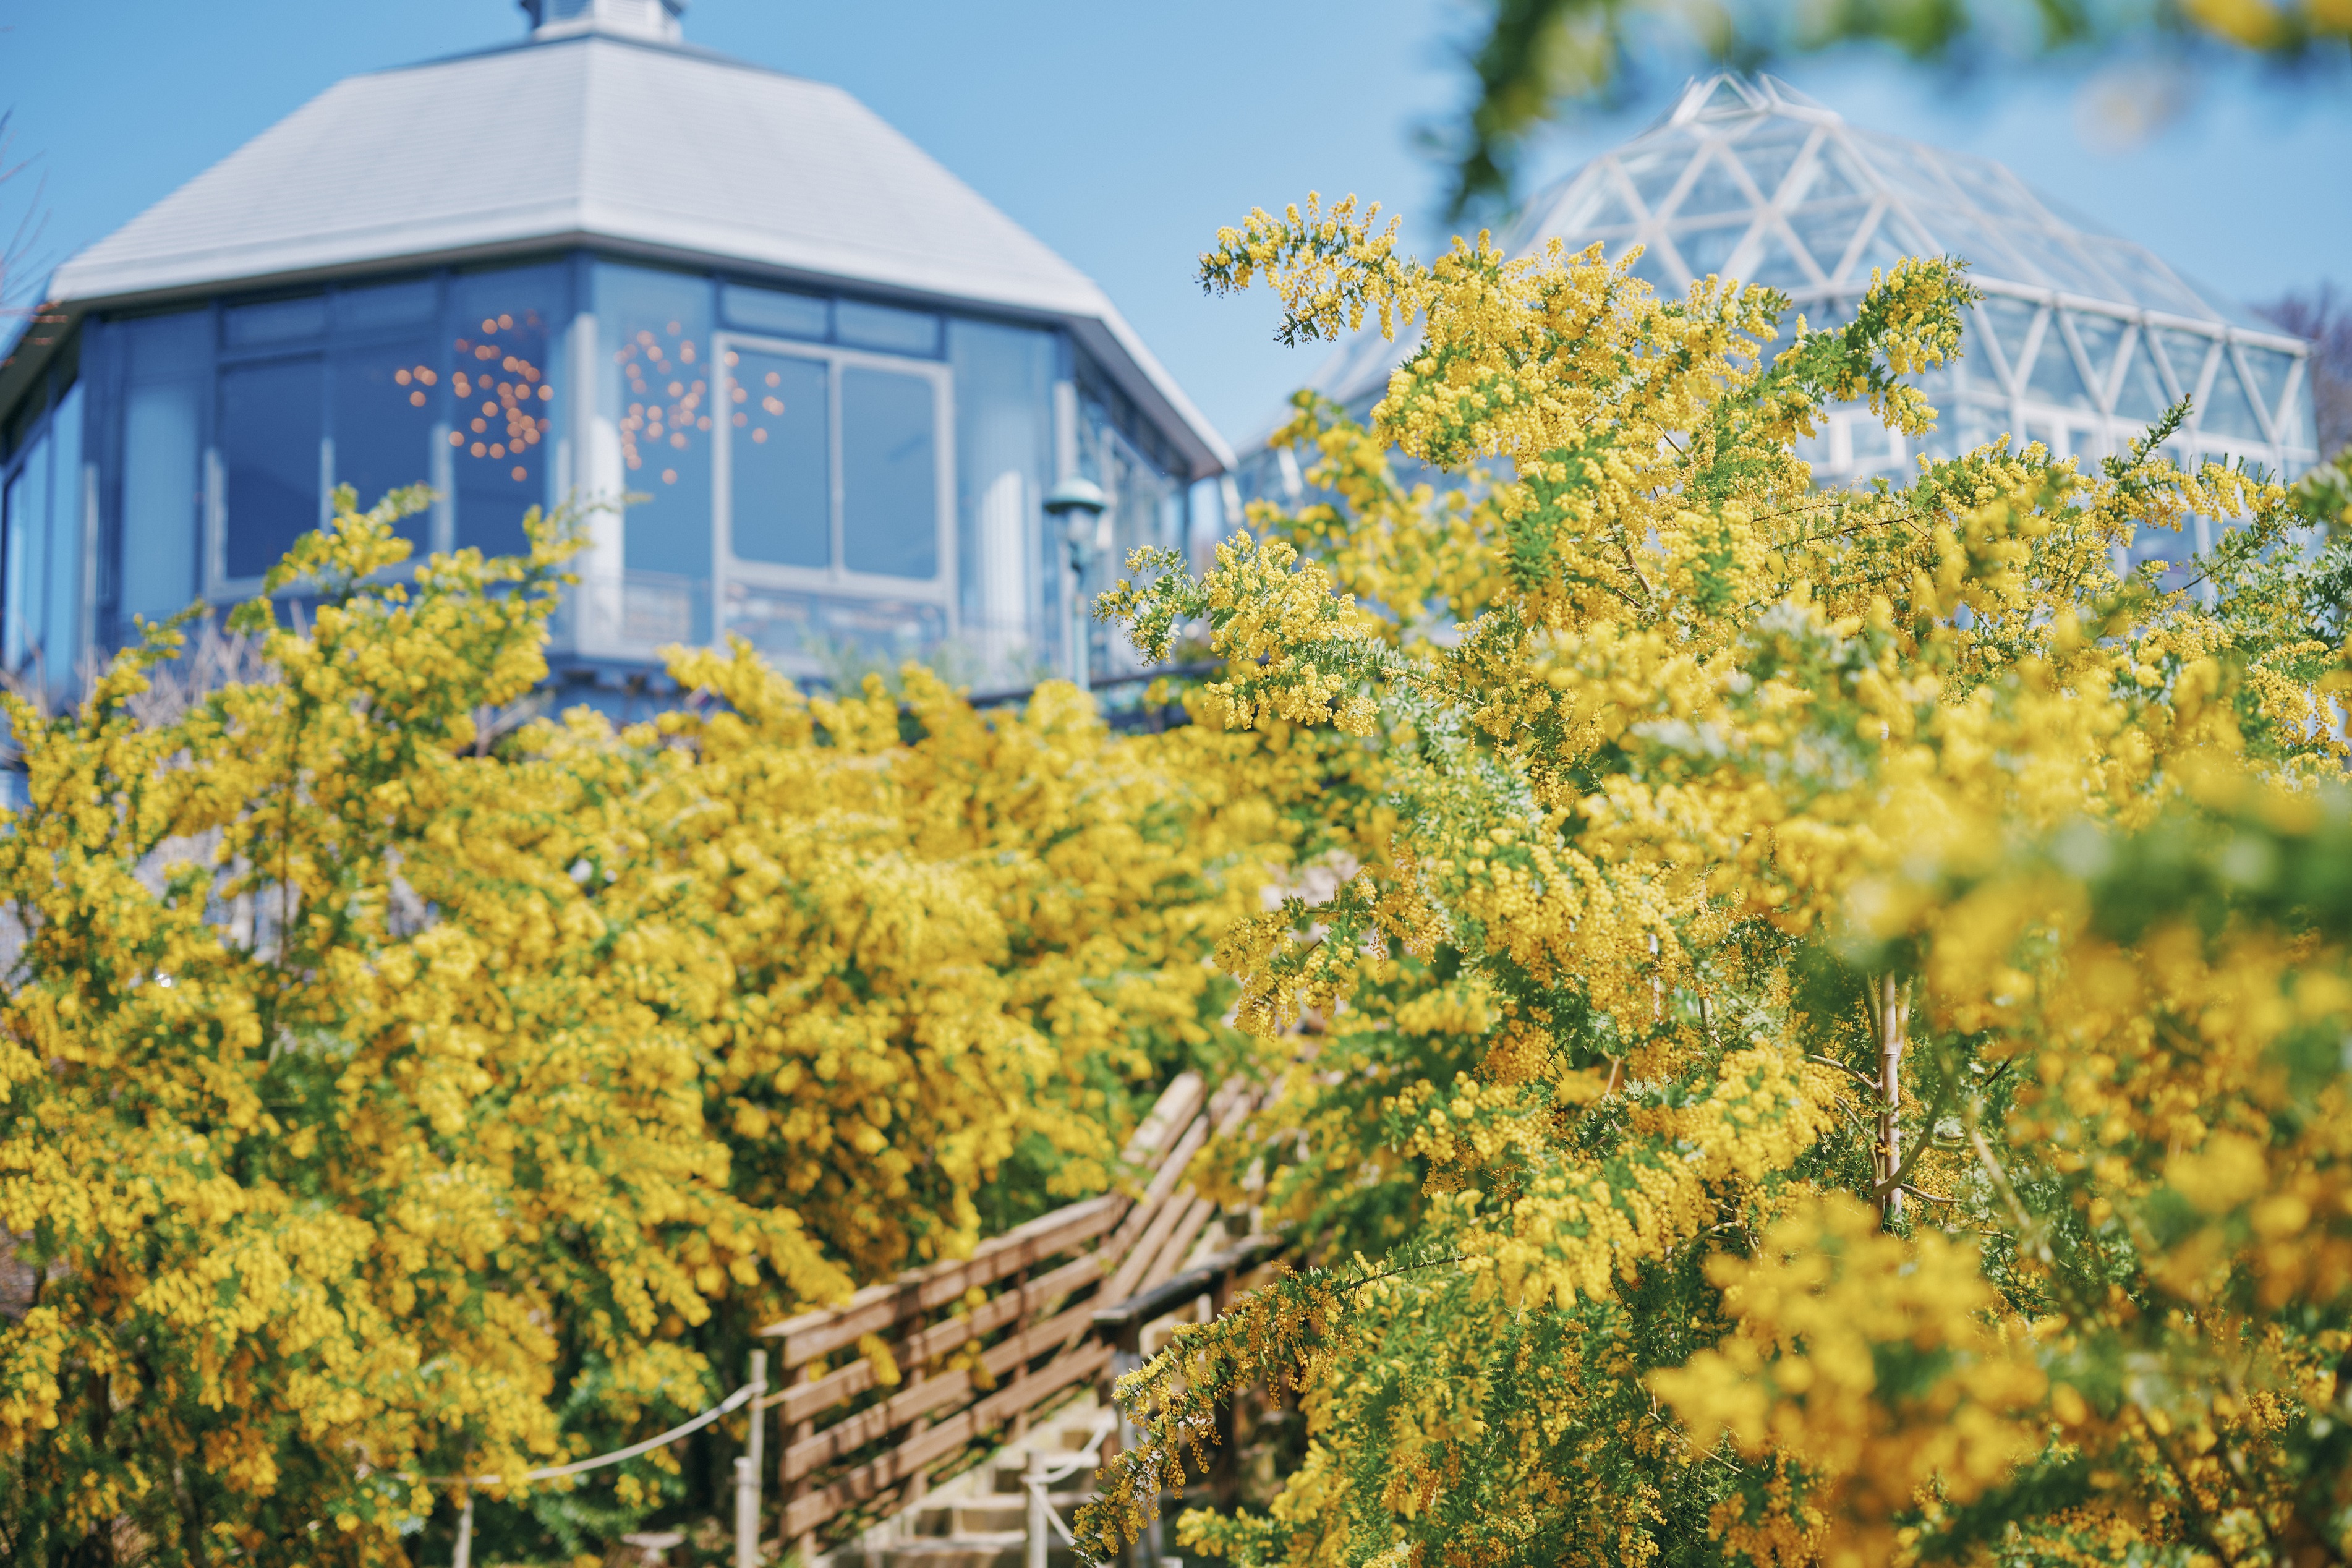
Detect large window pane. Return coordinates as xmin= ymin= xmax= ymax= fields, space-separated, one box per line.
xmin=4 ymin=433 xmax=50 ymax=671
xmin=332 ymin=342 xmax=438 ymax=545
xmin=948 ymin=319 xmax=1052 ymax=668
xmin=45 ymin=386 xmax=83 ymax=681
xmin=727 ymin=349 xmax=829 ymax=568
xmin=122 ymin=379 xmax=202 ymax=626
xmin=597 ymin=263 xmax=714 ymax=609
xmin=841 ymin=367 xmax=937 ymax=580
xmin=451 ymin=266 xmax=563 ymax=558
xmin=221 ymin=357 xmax=323 ymax=579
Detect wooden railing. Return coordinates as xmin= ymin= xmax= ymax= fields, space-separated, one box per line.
xmin=757 ymin=1070 xmax=1259 ymax=1557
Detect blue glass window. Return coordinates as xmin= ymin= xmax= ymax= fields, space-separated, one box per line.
xmin=119 ymin=311 xmax=209 ymax=627
xmin=837 ymin=301 xmax=940 ymax=357
xmin=599 ymin=263 xmax=714 ymax=621
xmin=841 ymin=366 xmax=937 ymax=579
xmin=224 ymin=295 xmax=326 ymax=349
xmin=727 ymin=349 xmax=829 ymax=568
xmin=334 ymin=278 xmax=438 ymax=333
xmin=331 ymin=342 xmax=438 ymax=544
xmin=451 ymin=266 xmax=564 ymax=557
xmin=221 ymin=357 xmax=323 ymax=580
xmin=4 ymin=432 xmax=51 ymax=671
xmin=723 ymin=284 xmax=829 ymax=341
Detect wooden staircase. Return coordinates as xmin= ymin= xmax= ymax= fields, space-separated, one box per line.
xmin=755 ymin=1072 xmax=1277 ymax=1567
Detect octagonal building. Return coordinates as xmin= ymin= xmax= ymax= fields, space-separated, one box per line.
xmin=0 ymin=0 xmax=1229 ymax=702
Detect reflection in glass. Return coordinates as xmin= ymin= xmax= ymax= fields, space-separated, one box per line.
xmin=841 ymin=367 xmax=936 ymax=579
xmin=452 ymin=268 xmax=561 ymax=558
xmin=727 ymin=349 xmax=829 ymax=568
xmin=332 ymin=343 xmax=437 ymax=543
xmin=599 ymin=263 xmax=713 ymax=610
xmin=221 ymin=357 xmax=323 ymax=579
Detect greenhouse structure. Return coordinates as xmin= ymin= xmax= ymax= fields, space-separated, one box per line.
xmin=1264 ymin=74 xmax=2324 ymax=571
xmin=0 ymin=0 xmax=1229 ymax=707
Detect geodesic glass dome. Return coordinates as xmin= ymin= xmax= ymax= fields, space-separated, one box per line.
xmin=1263 ymin=74 xmax=2323 ymax=558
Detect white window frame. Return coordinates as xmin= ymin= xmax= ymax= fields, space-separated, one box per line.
xmin=712 ymin=331 xmax=957 ymax=634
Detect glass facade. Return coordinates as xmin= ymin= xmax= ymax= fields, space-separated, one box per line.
xmin=1286 ymin=74 xmax=2323 ymax=583
xmin=0 ymin=250 xmax=1193 ymax=699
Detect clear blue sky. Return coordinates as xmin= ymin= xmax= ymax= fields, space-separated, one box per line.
xmin=2 ymin=1 xmax=2346 ymax=446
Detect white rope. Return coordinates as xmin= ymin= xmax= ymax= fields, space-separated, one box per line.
xmin=414 ymin=1379 xmax=760 ymax=1488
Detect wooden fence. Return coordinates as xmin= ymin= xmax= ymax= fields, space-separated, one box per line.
xmin=756 ymin=1071 xmax=1260 ymax=1557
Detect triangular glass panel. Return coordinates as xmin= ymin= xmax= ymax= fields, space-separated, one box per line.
xmin=1975 ymin=297 xmax=2042 ymax=386
xmin=1627 ymin=245 xmax=1679 ymax=293
xmin=1857 ymin=138 xmax=1951 ymax=206
xmin=1672 ymin=219 xmax=1752 ymax=279
xmin=1670 ymin=150 xmax=1753 ymax=219
xmin=2026 ymin=321 xmax=2096 ymax=411
xmin=2275 ymin=380 xmax=2318 ymax=451
xmin=1617 ymin=149 xmax=1690 ymax=217
xmin=1917 ymin=213 xmax=2026 ymax=279
xmin=2199 ymin=351 xmax=2268 ymax=441
xmin=2152 ymin=328 xmax=2216 ymax=403
xmin=1696 ymin=78 xmax=1755 ymax=117
xmin=1998 ymin=229 xmax=2109 ymax=296
xmin=1787 ymin=141 xmax=1868 ymax=206
xmin=1735 ymin=131 xmax=1812 ymax=203
xmin=2238 ymin=346 xmax=2294 ymax=427
xmin=2067 ymin=312 xmax=2129 ymax=407
xmin=1839 ymin=219 xmax=1911 ymax=286
xmin=2077 ymin=239 xmax=2211 ymax=317
xmin=1787 ymin=199 xmax=1872 ymax=278
xmin=1741 ymin=222 xmax=1817 ymax=289
xmin=1941 ymin=155 xmax=2039 ymax=223
xmin=1583 ymin=174 xmax=1639 ymax=232
xmin=2112 ymin=334 xmax=2173 ymax=423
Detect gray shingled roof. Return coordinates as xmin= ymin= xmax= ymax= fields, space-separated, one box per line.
xmin=47 ymin=29 xmax=1230 ymax=471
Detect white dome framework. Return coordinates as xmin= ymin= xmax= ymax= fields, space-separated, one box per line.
xmin=1295 ymin=75 xmax=2321 ymax=515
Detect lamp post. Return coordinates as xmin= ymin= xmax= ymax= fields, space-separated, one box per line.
xmin=1043 ymin=476 xmax=1110 ymax=692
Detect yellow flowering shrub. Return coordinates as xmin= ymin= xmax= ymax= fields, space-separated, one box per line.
xmin=1081 ymin=198 xmax=2352 ymax=1566
xmin=0 ymin=493 xmax=1290 ymax=1561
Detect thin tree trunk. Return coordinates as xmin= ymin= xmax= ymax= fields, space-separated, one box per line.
xmin=1879 ymin=974 xmax=1906 ymax=1228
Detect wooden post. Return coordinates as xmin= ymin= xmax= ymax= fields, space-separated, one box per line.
xmin=738 ymin=1350 xmax=768 ymax=1568
xmin=788 ymin=1402 xmax=814 ymax=1566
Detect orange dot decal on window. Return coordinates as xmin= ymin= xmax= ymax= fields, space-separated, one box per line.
xmin=512 ymin=466 xmax=527 ymax=481
xmin=670 ymin=432 xmax=688 ymax=449
xmin=765 ymin=372 xmax=780 ymax=388
xmin=490 ymin=445 xmax=505 ymax=458
xmin=498 ymin=314 xmax=513 ymax=330
xmin=471 ymin=441 xmax=487 ymax=457
xmin=662 ymin=467 xmax=678 ymax=484
xmin=409 ymin=390 xmax=427 ymax=407
xmin=667 ymin=320 xmax=681 ymax=335
xmin=539 ymin=385 xmax=553 ymax=401
xmin=419 ymin=368 xmax=437 ymax=385
xmin=448 ymin=431 xmax=464 ymax=446
xmin=395 ymin=369 xmax=412 ymax=386
xmin=724 ymin=351 xmax=739 ymax=367
xmin=733 ymin=412 xmax=748 ymax=427
xmin=698 ymin=416 xmax=712 ymax=430
xmin=752 ymin=428 xmax=767 ymax=443
xmin=472 ymin=418 xmax=487 ymax=433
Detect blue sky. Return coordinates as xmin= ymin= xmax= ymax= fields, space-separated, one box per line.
xmin=2 ymin=1 xmax=2346 ymax=445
